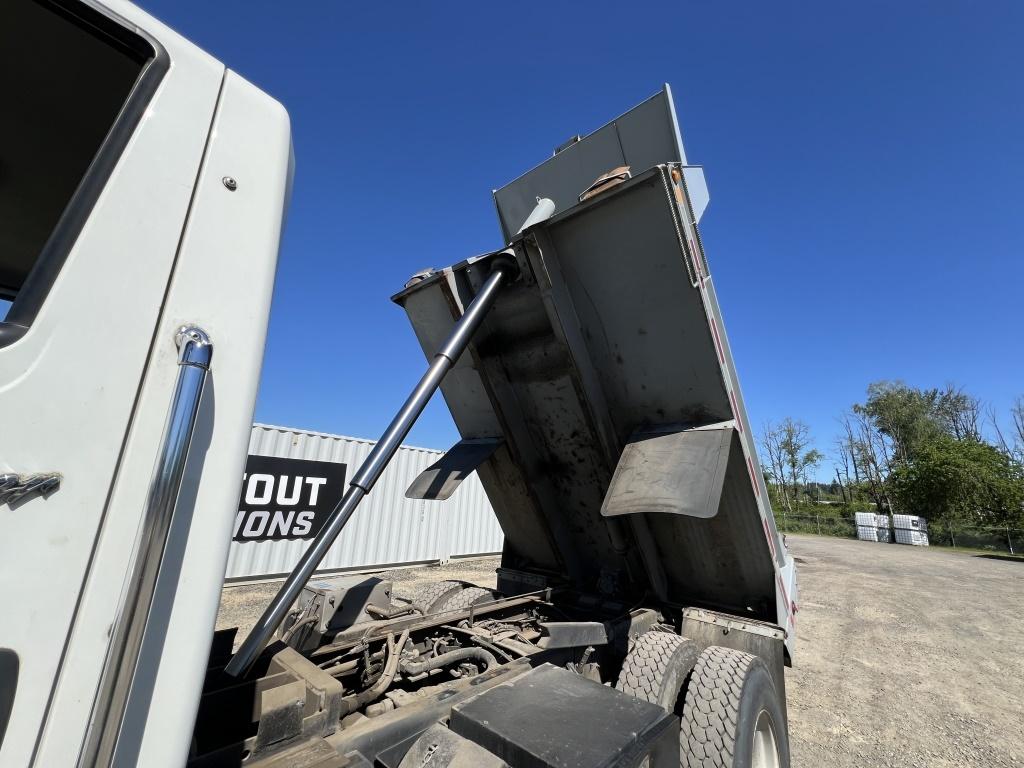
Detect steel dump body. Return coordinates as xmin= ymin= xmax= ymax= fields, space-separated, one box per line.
xmin=394 ymin=91 xmax=795 ymax=655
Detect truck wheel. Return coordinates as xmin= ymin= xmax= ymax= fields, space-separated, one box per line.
xmin=407 ymin=580 xmax=467 ymax=614
xmin=616 ymin=631 xmax=699 ymax=711
xmin=434 ymin=586 xmax=497 ymax=612
xmin=680 ymin=646 xmax=789 ymax=768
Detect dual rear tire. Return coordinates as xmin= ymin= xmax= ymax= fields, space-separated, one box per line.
xmin=616 ymin=633 xmax=789 ymax=768
xmin=407 ymin=580 xmax=498 ymax=614
xmin=407 ymin=580 xmax=466 ymax=614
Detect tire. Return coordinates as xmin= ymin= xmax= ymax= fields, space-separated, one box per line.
xmin=680 ymin=646 xmax=789 ymax=768
xmin=407 ymin=580 xmax=467 ymax=614
xmin=433 ymin=586 xmax=497 ymax=612
xmin=616 ymin=631 xmax=700 ymax=711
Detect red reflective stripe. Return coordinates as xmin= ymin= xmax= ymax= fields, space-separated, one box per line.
xmin=762 ymin=517 xmax=776 ymax=558
xmin=777 ymin=574 xmax=792 ymax=622
xmin=729 ymin=390 xmax=742 ymax=432
xmin=689 ymin=238 xmax=703 ymax=278
xmin=747 ymin=456 xmax=760 ymax=497
xmin=709 ymin=317 xmax=725 ymax=363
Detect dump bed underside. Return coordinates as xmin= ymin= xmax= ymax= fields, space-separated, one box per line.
xmin=397 ymin=173 xmax=782 ymax=623
xmin=395 ymin=90 xmax=791 ymax=632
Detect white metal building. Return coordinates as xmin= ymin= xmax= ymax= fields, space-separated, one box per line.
xmin=224 ymin=424 xmax=503 ymax=580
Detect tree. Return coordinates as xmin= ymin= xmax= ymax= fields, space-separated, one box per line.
xmin=890 ymin=435 xmax=1024 ymax=528
xmin=934 ymin=384 xmax=982 ymax=442
xmin=760 ymin=418 xmax=821 ymax=512
xmin=855 ymin=381 xmax=984 ymax=458
xmin=842 ymin=381 xmax=994 ymax=513
xmin=1014 ymin=396 xmax=1024 ymax=454
xmin=837 ymin=410 xmax=894 ymax=512
xmin=760 ymin=421 xmax=791 ymax=513
xmin=992 ymin=395 xmax=1024 ymax=462
xmin=854 ymin=381 xmax=941 ymax=463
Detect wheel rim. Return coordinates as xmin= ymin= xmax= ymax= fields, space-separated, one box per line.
xmin=751 ymin=709 xmax=780 ymax=768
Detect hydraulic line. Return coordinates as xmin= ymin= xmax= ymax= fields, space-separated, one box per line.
xmin=465 ymin=636 xmax=514 ymax=663
xmin=399 ymin=646 xmax=497 ymax=677
xmin=280 ymin=614 xmax=318 ymax=644
xmin=324 ymin=659 xmax=359 ymax=677
xmin=339 ymin=630 xmax=410 ymax=715
xmin=440 ymin=624 xmax=517 ymax=662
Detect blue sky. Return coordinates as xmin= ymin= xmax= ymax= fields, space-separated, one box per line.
xmin=135 ymin=1 xmax=1023 ymax=477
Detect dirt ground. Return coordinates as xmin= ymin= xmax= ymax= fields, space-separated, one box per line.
xmin=783 ymin=534 xmax=1023 ymax=768
xmin=217 ymin=535 xmax=1024 ymax=767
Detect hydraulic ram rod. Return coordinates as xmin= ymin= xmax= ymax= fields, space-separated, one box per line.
xmin=226 ymin=262 xmax=512 ymax=677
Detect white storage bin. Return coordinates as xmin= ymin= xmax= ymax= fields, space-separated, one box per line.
xmin=857 ymin=524 xmax=879 ymax=542
xmin=855 ymin=512 xmax=878 ymax=527
xmin=893 ymin=514 xmax=927 ymax=532
xmin=894 ymin=528 xmax=929 ymax=546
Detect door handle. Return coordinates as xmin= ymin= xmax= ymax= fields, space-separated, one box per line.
xmin=0 ymin=473 xmax=61 ymax=506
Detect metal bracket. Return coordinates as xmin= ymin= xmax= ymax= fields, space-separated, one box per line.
xmin=405 ymin=437 xmax=503 ymax=501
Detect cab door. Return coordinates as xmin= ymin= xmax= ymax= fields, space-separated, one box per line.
xmin=0 ymin=1 xmax=224 ymax=764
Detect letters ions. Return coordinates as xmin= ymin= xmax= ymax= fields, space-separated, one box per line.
xmin=234 ymin=473 xmax=328 ymax=540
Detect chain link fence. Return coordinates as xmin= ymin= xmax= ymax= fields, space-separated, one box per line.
xmin=773 ymin=512 xmax=1022 ymax=555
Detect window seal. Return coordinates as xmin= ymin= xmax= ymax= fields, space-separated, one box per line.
xmin=0 ymin=0 xmax=170 ymax=349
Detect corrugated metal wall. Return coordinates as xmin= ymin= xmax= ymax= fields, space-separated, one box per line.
xmin=224 ymin=424 xmax=503 ymax=580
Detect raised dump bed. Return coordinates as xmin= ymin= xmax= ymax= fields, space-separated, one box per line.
xmin=394 ymin=89 xmax=796 ymax=654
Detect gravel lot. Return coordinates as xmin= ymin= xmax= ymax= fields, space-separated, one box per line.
xmin=785 ymin=534 xmax=1023 ymax=768
xmin=217 ymin=535 xmax=1023 ymax=767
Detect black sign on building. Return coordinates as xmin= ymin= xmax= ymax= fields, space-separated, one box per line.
xmin=233 ymin=455 xmax=347 ymax=542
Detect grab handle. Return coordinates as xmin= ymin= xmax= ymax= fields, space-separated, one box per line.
xmin=81 ymin=326 xmax=212 ymax=767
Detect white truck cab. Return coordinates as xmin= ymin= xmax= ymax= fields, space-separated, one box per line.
xmin=0 ymin=1 xmax=291 ymax=764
